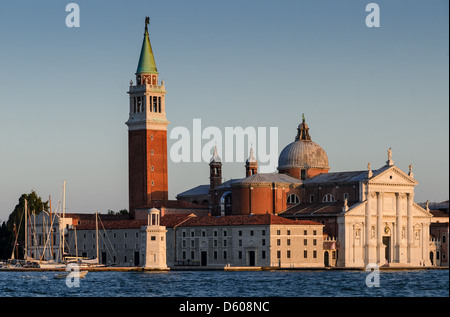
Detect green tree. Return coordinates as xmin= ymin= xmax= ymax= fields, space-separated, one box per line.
xmin=0 ymin=191 xmax=49 ymax=260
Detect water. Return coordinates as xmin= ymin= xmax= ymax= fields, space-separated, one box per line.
xmin=0 ymin=270 xmax=448 ymax=297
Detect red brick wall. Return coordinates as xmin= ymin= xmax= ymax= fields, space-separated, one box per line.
xmin=231 ymin=186 xmax=288 ymax=215
xmin=128 ymin=129 xmax=168 ymax=218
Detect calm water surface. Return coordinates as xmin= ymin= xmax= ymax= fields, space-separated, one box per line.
xmin=0 ymin=270 xmax=448 ymax=297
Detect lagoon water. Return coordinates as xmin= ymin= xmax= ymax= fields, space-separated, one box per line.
xmin=0 ymin=269 xmax=448 ymax=297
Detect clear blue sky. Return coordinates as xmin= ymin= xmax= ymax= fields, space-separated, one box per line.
xmin=0 ymin=0 xmax=448 ymax=221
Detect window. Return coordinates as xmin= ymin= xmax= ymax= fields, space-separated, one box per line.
xmin=214 ymin=251 xmax=218 ymax=259
xmin=250 ymin=230 xmax=254 ymax=236
xmin=214 ymin=240 xmax=218 ymax=247
xmin=287 ymin=239 xmax=291 ymax=246
xmin=313 ymin=230 xmax=317 ymax=236
xmin=239 ymin=231 xmax=242 ymax=236
xmin=304 ymin=250 xmax=308 ymax=258
xmin=277 ymin=239 xmax=281 ymax=246
xmin=262 ymin=239 xmax=266 ymax=246
xmin=287 ymin=194 xmax=300 ymax=204
xmin=287 ymin=250 xmax=291 ymax=258
xmin=202 ymin=230 xmax=206 ymax=237
xmin=301 ymin=169 xmax=307 ymax=180
xmin=304 ymin=230 xmax=308 ymax=235
xmin=238 ymin=251 xmax=242 ymax=259
xmin=310 ymin=194 xmax=315 ymax=203
xmin=153 ymin=96 xmax=158 ymax=112
xmin=443 ymin=235 xmax=446 ymax=244
xmin=313 ymin=239 xmax=317 ymax=246
xmin=182 ymin=251 xmax=186 ymax=260
xmin=214 ymin=230 xmax=218 ymax=237
xmin=151 ymin=236 xmax=156 ymax=241
xmin=277 ymin=251 xmax=281 ymax=259
xmin=262 ymin=230 xmax=265 ymax=236
xmin=223 ymin=251 xmax=227 ymax=259
xmin=287 ymin=230 xmax=291 ymax=235
xmin=313 ymin=250 xmax=317 ymax=258
xmin=343 ymin=193 xmax=349 ymax=201
xmin=191 ymin=231 xmax=194 ymax=237
xmin=223 ymin=230 xmax=227 ymax=237
xmin=322 ymin=194 xmax=335 ymax=202
xmin=262 ymin=251 xmax=266 ymax=259
xmin=191 ymin=251 xmax=195 ymax=259
xmin=223 ymin=239 xmax=227 ymax=247
xmin=277 ymin=230 xmax=281 ymax=235
xmin=239 ymin=239 xmax=242 ymax=246
xmin=304 ymin=239 xmax=307 ymax=246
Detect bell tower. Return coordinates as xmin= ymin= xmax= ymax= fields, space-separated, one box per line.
xmin=126 ymin=17 xmax=169 ymax=219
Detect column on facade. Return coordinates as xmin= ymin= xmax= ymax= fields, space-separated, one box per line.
xmin=395 ymin=193 xmax=402 ymax=262
xmin=407 ymin=193 xmax=414 ymax=263
xmin=376 ymin=192 xmax=383 ymax=264
xmin=365 ymin=192 xmax=372 ymax=264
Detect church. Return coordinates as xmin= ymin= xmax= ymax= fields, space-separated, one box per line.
xmin=52 ymin=18 xmax=446 ymax=269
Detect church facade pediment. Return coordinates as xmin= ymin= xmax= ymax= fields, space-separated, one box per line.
xmin=368 ymin=165 xmax=417 ymax=187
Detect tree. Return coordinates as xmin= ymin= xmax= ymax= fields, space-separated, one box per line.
xmin=0 ymin=191 xmax=49 ymax=260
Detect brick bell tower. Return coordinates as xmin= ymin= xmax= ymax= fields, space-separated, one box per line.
xmin=126 ymin=17 xmax=169 ymax=219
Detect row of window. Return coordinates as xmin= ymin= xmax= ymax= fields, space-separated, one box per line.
xmin=132 ymin=96 xmax=162 ymax=114
xmin=180 ymin=229 xmax=317 ymax=238
xmin=181 ymin=237 xmax=318 ymax=249
xmin=277 ymin=250 xmax=318 ymax=259
xmin=181 ymin=249 xmax=319 ymax=261
xmin=82 ymin=232 xmax=140 ymax=239
xmin=287 ymin=193 xmax=350 ymax=204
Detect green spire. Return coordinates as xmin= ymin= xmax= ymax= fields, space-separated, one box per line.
xmin=136 ymin=17 xmax=158 ymax=75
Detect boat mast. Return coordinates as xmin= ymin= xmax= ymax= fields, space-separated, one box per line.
xmin=74 ymin=226 xmax=78 ymax=262
xmin=96 ymin=211 xmax=99 ymax=263
xmin=24 ymin=199 xmax=27 ymax=260
xmin=49 ymin=196 xmax=53 ymax=259
xmin=62 ymin=180 xmax=66 ymax=258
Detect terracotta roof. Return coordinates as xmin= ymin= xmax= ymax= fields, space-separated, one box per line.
xmin=161 ymin=213 xmax=196 ymax=227
xmin=177 ymin=214 xmax=322 ymax=227
xmin=74 ymin=213 xmax=195 ymax=230
xmin=76 ymin=220 xmax=147 ymax=230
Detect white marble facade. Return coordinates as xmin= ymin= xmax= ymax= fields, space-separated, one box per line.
xmin=337 ymin=164 xmax=433 ymax=268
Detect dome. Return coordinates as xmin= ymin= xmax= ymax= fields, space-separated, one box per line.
xmin=278 ymin=140 xmax=329 ymax=170
xmin=277 ymin=115 xmax=329 ymax=171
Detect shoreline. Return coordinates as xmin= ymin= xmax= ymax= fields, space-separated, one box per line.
xmin=0 ymin=266 xmax=448 ymax=272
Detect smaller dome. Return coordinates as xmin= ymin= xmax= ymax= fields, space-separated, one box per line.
xmin=149 ymin=207 xmax=160 ymax=214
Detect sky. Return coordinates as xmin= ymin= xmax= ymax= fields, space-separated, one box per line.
xmin=0 ymin=0 xmax=448 ymax=221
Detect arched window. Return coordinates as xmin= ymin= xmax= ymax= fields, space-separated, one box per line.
xmin=322 ymin=194 xmax=335 ymax=202
xmin=287 ymin=193 xmax=300 ymax=204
